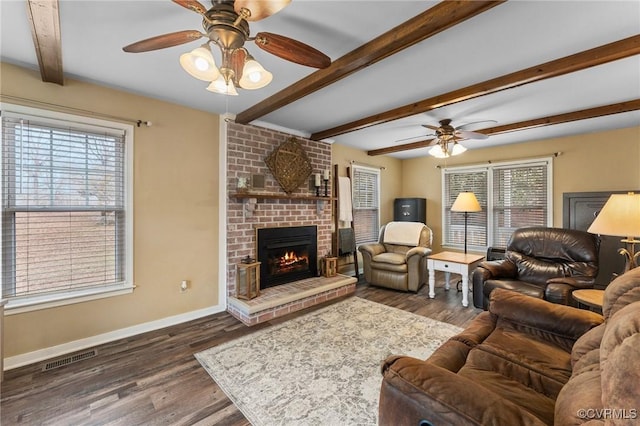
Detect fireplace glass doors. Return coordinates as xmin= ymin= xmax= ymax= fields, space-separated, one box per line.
xmin=256 ymin=226 xmax=318 ymax=288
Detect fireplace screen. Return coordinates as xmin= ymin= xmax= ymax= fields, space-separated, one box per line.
xmin=257 ymin=226 xmax=318 ymax=288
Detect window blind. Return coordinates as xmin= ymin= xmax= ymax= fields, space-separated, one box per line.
xmin=351 ymin=166 xmax=380 ymax=245
xmin=443 ymin=169 xmax=488 ymax=248
xmin=2 ymin=113 xmax=126 ymax=299
xmin=492 ymin=162 xmax=549 ymax=247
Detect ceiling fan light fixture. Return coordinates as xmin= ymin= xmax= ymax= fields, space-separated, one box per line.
xmin=239 ymin=57 xmax=273 ymax=90
xmin=206 ymin=75 xmax=239 ymax=96
xmin=179 ymin=44 xmax=219 ymax=81
xmin=235 ymin=0 xmax=291 ymax=21
xmin=429 ymin=144 xmax=450 ymax=158
xmin=450 ymin=142 xmax=467 ymax=156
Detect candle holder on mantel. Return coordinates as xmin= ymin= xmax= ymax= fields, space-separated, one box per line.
xmin=323 ymin=178 xmax=329 ymax=197
xmin=314 ymin=173 xmax=321 ymax=197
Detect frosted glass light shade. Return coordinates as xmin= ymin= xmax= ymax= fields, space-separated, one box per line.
xmin=239 ymin=59 xmax=273 ymax=89
xmin=180 ymin=46 xmax=219 ymax=81
xmin=451 ymin=143 xmax=467 ymax=155
xmin=587 ymin=192 xmax=640 ymax=237
xmin=428 ymin=144 xmax=449 ymax=158
xmin=206 ymin=76 xmax=239 ymax=96
xmin=451 ymin=192 xmax=482 ymax=212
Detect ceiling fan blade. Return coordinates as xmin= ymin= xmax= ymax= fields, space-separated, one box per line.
xmin=422 ymin=124 xmax=440 ymax=131
xmin=455 ymin=130 xmax=488 ymax=140
xmin=395 ymin=133 xmax=435 ymax=143
xmin=172 ymin=0 xmax=208 ymax=15
xmin=123 ymin=30 xmax=204 ymax=53
xmin=456 ymin=120 xmax=498 ymax=131
xmin=235 ymin=0 xmax=291 ymax=21
xmin=254 ymin=32 xmax=331 ymax=69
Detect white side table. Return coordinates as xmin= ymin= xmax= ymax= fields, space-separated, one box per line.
xmin=427 ymin=251 xmax=484 ymax=307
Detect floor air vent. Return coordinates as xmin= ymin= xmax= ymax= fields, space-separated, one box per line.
xmin=43 ymin=349 xmax=97 ymax=371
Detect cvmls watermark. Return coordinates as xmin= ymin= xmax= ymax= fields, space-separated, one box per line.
xmin=577 ymin=408 xmax=637 ymax=420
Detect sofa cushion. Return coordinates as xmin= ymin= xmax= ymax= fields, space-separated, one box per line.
xmin=603 ymin=267 xmax=640 ymax=320
xmin=484 ymin=279 xmax=545 ymax=300
xmin=600 ymin=301 xmax=640 ymax=415
xmin=372 ymin=253 xmax=408 ymax=273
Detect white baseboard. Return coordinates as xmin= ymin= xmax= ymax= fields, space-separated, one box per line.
xmin=4 ymin=303 xmax=227 ymax=371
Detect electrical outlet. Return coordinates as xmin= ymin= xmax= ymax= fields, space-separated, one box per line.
xmin=180 ymin=280 xmax=189 ymax=292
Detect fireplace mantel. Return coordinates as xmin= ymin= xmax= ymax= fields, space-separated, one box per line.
xmin=232 ymin=193 xmax=336 ymax=201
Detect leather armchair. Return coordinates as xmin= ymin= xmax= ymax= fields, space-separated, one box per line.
xmin=358 ymin=222 xmax=432 ymax=292
xmin=472 ymin=226 xmax=600 ymax=309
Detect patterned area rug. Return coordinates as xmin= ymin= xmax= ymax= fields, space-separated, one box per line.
xmin=195 ymin=297 xmax=462 ymax=425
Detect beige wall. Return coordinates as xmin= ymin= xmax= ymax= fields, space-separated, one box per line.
xmin=401 ymin=127 xmax=640 ymax=253
xmin=1 ymin=63 xmax=221 ymax=358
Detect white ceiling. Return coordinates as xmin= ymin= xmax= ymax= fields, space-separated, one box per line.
xmin=1 ymin=0 xmax=639 ymax=159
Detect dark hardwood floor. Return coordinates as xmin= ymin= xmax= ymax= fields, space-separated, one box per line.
xmin=1 ymin=272 xmax=481 ymax=425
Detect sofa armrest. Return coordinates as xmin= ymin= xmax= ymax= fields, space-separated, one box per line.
xmin=546 ymin=275 xmax=595 ymax=289
xmin=358 ymin=243 xmax=385 ymax=258
xmin=380 ymin=356 xmax=548 ymax=426
xmin=406 ymin=246 xmax=430 ymax=260
xmin=477 ymin=259 xmax=518 ymax=279
xmin=489 ymin=288 xmax=603 ymax=347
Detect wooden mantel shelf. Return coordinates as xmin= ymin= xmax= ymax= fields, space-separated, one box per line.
xmin=231 ymin=193 xmax=336 ymax=201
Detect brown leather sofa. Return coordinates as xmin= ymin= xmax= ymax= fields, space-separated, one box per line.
xmin=358 ymin=222 xmax=432 ymax=292
xmin=379 ymin=266 xmax=640 ymax=426
xmin=472 ymin=226 xmax=600 ymax=309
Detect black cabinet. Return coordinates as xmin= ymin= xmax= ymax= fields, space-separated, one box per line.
xmin=563 ymin=191 xmax=637 ymax=289
xmin=394 ymin=198 xmax=426 ymax=223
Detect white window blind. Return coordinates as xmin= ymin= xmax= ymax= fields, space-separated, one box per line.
xmin=351 ymin=166 xmax=380 ymax=245
xmin=442 ymin=158 xmax=552 ymax=250
xmin=2 ymin=110 xmax=129 ymax=302
xmin=492 ymin=162 xmax=549 ymax=247
xmin=443 ymin=169 xmax=488 ymax=249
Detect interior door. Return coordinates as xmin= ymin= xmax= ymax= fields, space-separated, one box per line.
xmin=563 ymin=191 xmax=636 ymax=289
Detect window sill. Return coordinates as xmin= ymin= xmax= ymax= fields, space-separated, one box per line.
xmin=4 ymin=285 xmax=136 ymax=315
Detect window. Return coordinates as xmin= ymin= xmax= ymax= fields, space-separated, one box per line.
xmin=351 ymin=165 xmax=380 ymax=245
xmin=443 ymin=168 xmax=488 ymax=250
xmin=443 ymin=157 xmax=552 ymax=250
xmin=1 ymin=104 xmax=133 ymax=311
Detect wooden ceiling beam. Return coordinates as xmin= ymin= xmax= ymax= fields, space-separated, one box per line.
xmin=234 ymin=0 xmax=505 ymax=124
xmin=367 ymin=99 xmax=640 ymax=156
xmin=314 ymin=34 xmax=640 ymax=141
xmin=26 ymin=0 xmax=64 ymax=85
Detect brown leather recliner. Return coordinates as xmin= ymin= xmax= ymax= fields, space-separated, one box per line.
xmin=379 ymin=266 xmax=640 ymax=426
xmin=472 ymin=226 xmax=600 ymax=309
xmin=358 ymin=222 xmax=432 ymax=292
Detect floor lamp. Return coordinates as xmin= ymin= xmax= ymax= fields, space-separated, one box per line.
xmin=587 ymin=192 xmax=640 ymax=273
xmin=451 ymin=192 xmax=482 ymax=254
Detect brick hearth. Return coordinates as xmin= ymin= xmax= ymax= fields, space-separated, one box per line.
xmin=226 ymin=122 xmax=338 ymax=325
xmin=228 ymin=275 xmax=357 ymax=326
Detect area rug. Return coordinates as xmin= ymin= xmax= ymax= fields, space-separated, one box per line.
xmin=195 ymin=297 xmax=462 ymax=425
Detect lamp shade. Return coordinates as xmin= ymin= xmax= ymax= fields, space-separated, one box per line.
xmin=451 ymin=192 xmax=482 ymax=212
xmin=428 ymin=144 xmax=449 ymax=158
xmin=179 ymin=45 xmax=219 ymax=81
xmin=450 ymin=142 xmax=467 ymax=156
xmin=587 ymin=192 xmax=640 ymax=238
xmin=206 ymin=76 xmax=239 ymax=96
xmin=239 ymin=58 xmax=273 ymax=89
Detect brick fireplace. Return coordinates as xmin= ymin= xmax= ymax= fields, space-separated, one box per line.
xmin=225 ymin=122 xmax=356 ymax=325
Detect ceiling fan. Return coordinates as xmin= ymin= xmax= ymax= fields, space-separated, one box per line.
xmin=397 ymin=119 xmax=496 ymax=158
xmin=123 ymin=0 xmax=331 ymax=95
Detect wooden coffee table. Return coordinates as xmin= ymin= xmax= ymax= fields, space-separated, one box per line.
xmin=427 ymin=251 xmax=484 ymax=307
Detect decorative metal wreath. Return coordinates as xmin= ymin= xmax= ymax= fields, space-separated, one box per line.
xmin=265 ymin=137 xmax=313 ymax=194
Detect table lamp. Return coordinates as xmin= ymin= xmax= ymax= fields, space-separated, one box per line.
xmin=587 ymin=192 xmax=640 ymax=273
xmin=451 ymin=192 xmax=482 ymax=254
